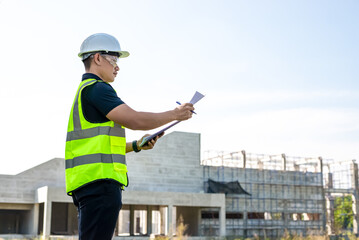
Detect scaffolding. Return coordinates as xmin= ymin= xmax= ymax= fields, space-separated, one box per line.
xmin=201 ymin=150 xmax=358 ymax=238
xmin=323 ymin=160 xmax=359 ymax=235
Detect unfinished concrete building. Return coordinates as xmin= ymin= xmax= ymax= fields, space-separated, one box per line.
xmin=0 ymin=131 xmax=358 ymax=239
xmin=0 ymin=132 xmax=225 ymax=239
xmin=201 ymin=151 xmax=326 ymax=237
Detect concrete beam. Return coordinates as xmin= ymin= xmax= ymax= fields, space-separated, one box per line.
xmin=0 ymin=203 xmax=33 ymax=210
xmin=123 ymin=191 xmax=225 ymax=208
xmin=325 ymin=188 xmax=355 ymax=194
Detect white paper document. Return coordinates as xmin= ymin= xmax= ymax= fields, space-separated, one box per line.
xmin=139 ymin=91 xmax=205 ymax=147
xmin=190 ymin=91 xmax=205 ymax=105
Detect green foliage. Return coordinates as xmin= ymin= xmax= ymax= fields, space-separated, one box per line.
xmin=334 ymin=195 xmax=354 ymax=231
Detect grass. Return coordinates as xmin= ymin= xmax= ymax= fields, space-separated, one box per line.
xmin=1 ymin=227 xmax=358 ymax=240
xmin=1 ymin=233 xmax=359 ymax=240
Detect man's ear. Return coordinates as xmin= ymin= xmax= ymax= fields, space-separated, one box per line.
xmin=93 ymin=53 xmax=102 ymax=66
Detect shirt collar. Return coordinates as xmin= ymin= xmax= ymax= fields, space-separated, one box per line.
xmin=82 ymin=73 xmax=102 ymax=81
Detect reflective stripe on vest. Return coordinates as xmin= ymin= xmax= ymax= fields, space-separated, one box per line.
xmin=65 ymin=153 xmax=126 ymax=169
xmin=65 ymin=79 xmax=128 ymax=195
xmin=66 ymin=125 xmax=125 ymax=141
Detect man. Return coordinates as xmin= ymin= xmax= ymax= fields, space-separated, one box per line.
xmin=65 ymin=33 xmax=194 ymax=240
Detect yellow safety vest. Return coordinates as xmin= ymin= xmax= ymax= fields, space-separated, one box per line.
xmin=65 ymin=78 xmax=128 ymax=195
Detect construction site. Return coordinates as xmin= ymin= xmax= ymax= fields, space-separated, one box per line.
xmin=0 ymin=131 xmax=358 ymax=239
xmin=201 ymin=150 xmax=358 ymax=238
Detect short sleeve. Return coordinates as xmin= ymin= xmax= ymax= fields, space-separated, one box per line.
xmin=82 ymin=82 xmax=124 ymax=122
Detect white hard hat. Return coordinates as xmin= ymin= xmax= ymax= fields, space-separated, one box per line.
xmin=78 ymin=33 xmax=129 ymax=60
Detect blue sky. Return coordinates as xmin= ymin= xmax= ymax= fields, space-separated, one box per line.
xmin=0 ymin=0 xmax=358 ymax=174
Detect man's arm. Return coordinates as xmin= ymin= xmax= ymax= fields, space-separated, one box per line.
xmin=106 ymin=103 xmax=194 ymax=130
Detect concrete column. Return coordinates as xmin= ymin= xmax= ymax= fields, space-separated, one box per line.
xmin=67 ymin=203 xmax=77 ymax=235
xmin=243 ymin=211 xmax=248 ymax=238
xmin=281 ymin=154 xmax=286 ymax=171
xmin=326 ymin=170 xmax=334 ymax=235
xmin=42 ymin=200 xmax=52 ymax=239
xmin=167 ymin=205 xmax=174 ymax=237
xmin=31 ymin=203 xmax=39 ymax=235
xmin=147 ymin=206 xmax=152 ymax=235
xmin=15 ymin=214 xmax=20 ymax=233
xmin=318 ymin=157 xmax=327 ymax=234
xmin=118 ymin=209 xmax=124 ymax=234
xmin=241 ymin=150 xmax=246 ymax=168
xmin=282 ymin=200 xmax=288 ymax=231
xmin=160 ymin=206 xmax=167 ymax=235
xmin=351 ymin=161 xmax=359 ymax=234
xmin=326 ymin=195 xmax=335 ymax=235
xmin=130 ymin=205 xmax=135 ymax=236
xmin=326 ymin=172 xmax=333 ymax=188
xmin=219 ymin=206 xmax=226 ymax=237
xmin=197 ymin=208 xmax=202 ymax=236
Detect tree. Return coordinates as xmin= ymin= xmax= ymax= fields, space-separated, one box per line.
xmin=334 ymin=195 xmax=353 ymax=231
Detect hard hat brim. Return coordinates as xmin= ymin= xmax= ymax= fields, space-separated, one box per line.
xmin=118 ymin=51 xmax=130 ymax=58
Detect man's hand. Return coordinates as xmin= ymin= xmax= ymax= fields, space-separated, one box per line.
xmin=174 ymin=103 xmax=195 ymax=121
xmin=138 ymin=132 xmax=165 ymax=150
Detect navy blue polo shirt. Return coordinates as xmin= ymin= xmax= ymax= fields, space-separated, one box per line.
xmin=81 ymin=73 xmax=124 ymax=123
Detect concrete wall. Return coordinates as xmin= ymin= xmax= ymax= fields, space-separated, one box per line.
xmin=0 ymin=131 xmax=201 ymax=205
xmin=126 ymin=131 xmax=203 ymax=193
xmin=0 ymin=158 xmax=65 ymax=204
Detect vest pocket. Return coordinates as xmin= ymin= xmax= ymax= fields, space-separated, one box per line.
xmin=110 ymin=136 xmax=126 ymax=155
xmin=113 ymin=162 xmax=127 ymax=173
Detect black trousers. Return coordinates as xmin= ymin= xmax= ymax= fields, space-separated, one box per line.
xmin=72 ymin=180 xmax=123 ymax=240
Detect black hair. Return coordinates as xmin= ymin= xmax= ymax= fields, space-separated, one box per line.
xmin=83 ymin=57 xmax=92 ymax=70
